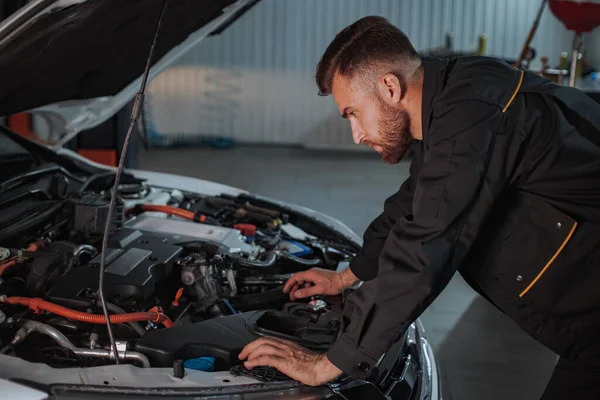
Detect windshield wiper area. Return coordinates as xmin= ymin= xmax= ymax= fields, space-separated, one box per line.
xmin=0 ymin=153 xmax=35 ymax=167
xmin=0 ymin=164 xmax=85 ymax=194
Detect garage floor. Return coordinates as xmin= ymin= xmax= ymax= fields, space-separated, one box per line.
xmin=139 ymin=145 xmax=558 ymax=400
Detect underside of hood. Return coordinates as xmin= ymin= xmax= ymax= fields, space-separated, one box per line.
xmin=0 ymin=0 xmax=258 ymax=143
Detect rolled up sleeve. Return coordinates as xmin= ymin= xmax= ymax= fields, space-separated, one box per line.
xmin=328 ymin=100 xmax=517 ymax=378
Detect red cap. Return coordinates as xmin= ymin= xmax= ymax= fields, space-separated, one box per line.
xmin=234 ymin=223 xmax=257 ymax=237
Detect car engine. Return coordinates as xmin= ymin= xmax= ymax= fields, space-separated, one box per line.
xmin=0 ymin=171 xmax=358 ymax=372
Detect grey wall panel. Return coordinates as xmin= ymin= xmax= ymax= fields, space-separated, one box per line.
xmin=146 ymin=0 xmax=575 ymax=148
xmin=588 ymin=30 xmax=600 ymax=69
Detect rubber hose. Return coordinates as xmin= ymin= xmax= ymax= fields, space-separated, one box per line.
xmin=60 ymin=256 xmax=75 ymax=277
xmin=77 ymin=172 xmax=115 ymax=193
xmin=284 ymin=254 xmax=322 ymax=266
xmin=3 ymin=297 xmax=173 ymax=328
xmin=236 ymin=251 xmax=278 ymax=268
xmin=0 ymin=260 xmax=16 ymax=277
xmin=106 ymin=303 xmax=146 ymax=336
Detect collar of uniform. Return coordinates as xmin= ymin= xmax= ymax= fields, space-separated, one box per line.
xmin=420 ymin=57 xmax=449 ymax=145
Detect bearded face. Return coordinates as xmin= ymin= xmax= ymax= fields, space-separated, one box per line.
xmin=374 ymin=94 xmax=413 ymax=165
xmin=331 ymin=72 xmax=415 ymax=164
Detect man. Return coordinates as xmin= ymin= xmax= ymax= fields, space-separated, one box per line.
xmin=238 ymin=16 xmax=600 ymax=398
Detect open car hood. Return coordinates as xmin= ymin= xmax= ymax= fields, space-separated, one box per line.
xmin=0 ymin=0 xmax=259 ymax=146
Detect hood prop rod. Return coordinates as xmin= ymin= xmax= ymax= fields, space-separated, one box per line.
xmin=98 ymin=0 xmax=170 ymax=365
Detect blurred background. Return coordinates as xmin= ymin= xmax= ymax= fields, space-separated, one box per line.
xmin=2 ymin=1 xmax=600 ymax=399
xmin=140 ymin=0 xmax=597 ymax=150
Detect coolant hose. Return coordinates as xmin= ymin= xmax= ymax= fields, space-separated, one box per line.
xmin=283 ymin=253 xmax=322 ymax=266
xmin=1 ymin=297 xmax=174 ymax=328
xmin=11 ymin=320 xmax=150 ymax=368
xmin=128 ymin=204 xmax=207 ymax=223
xmin=236 ymin=251 xmax=278 ymax=268
xmin=106 ymin=303 xmax=147 ymax=337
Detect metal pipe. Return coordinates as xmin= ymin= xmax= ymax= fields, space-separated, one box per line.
xmin=62 ymin=245 xmax=98 ymax=277
xmin=0 ymin=0 xmax=60 ymax=47
xmin=569 ymin=32 xmax=583 ymax=87
xmin=74 ymin=244 xmax=97 ymax=259
xmin=75 ymin=348 xmax=150 ymax=368
xmin=12 ymin=320 xmax=150 ymax=368
xmin=236 ymin=251 xmax=278 ymax=268
xmin=226 ymin=268 xmax=237 ymax=297
xmin=96 ymin=0 xmax=170 ymax=366
xmin=14 ymin=320 xmax=75 ymax=350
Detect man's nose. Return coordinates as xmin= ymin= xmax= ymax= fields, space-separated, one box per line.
xmin=351 ymin=120 xmax=365 ymax=145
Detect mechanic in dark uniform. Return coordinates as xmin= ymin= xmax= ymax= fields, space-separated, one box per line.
xmin=239 ymin=16 xmax=600 ymax=398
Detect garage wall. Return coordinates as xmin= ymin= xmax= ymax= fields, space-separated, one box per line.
xmin=589 ymin=30 xmax=600 ymax=69
xmin=145 ymin=0 xmax=576 ymax=149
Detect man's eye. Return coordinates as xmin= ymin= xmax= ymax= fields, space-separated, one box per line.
xmin=350 ymin=111 xmax=356 ymax=116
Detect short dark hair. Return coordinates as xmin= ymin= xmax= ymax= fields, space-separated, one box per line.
xmin=315 ymin=16 xmax=421 ymax=96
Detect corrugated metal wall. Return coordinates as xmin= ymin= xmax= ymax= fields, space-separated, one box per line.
xmin=145 ymin=0 xmax=575 ymax=148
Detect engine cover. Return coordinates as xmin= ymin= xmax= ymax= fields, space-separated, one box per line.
xmin=135 ymin=302 xmax=342 ymax=369
xmin=126 ymin=215 xmax=259 ymax=256
xmin=47 ymin=228 xmax=182 ymax=308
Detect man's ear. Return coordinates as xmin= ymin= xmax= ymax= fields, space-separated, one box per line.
xmin=376 ymin=73 xmax=402 ymax=106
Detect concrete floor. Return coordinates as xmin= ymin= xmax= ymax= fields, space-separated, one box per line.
xmin=139 ymin=145 xmax=558 ymax=400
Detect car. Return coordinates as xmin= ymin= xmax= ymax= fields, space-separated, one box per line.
xmin=0 ymin=1 xmax=442 ymax=399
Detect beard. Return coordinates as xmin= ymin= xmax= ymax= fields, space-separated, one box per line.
xmin=375 ymin=96 xmax=413 ymax=165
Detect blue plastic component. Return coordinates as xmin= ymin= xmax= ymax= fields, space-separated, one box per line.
xmin=222 ymin=298 xmax=238 ymax=314
xmin=184 ymin=357 xmax=216 ymax=372
xmin=283 ymin=240 xmax=312 ymax=257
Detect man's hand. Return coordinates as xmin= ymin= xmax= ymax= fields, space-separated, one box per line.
xmin=238 ymin=337 xmax=342 ymax=386
xmin=283 ymin=267 xmax=360 ymax=300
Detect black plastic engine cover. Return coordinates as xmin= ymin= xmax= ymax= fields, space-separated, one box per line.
xmin=135 ymin=301 xmax=343 ymax=369
xmin=135 ymin=311 xmax=261 ymax=369
xmin=71 ymin=193 xmax=124 ymax=238
xmin=245 ymin=309 xmax=340 ymax=350
xmin=46 ymin=228 xmax=182 ymax=307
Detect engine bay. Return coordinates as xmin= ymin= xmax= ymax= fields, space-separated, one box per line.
xmin=0 ymin=169 xmax=359 ymax=373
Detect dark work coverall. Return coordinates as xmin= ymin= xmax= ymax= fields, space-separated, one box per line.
xmin=326 ymin=56 xmax=600 ymax=398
